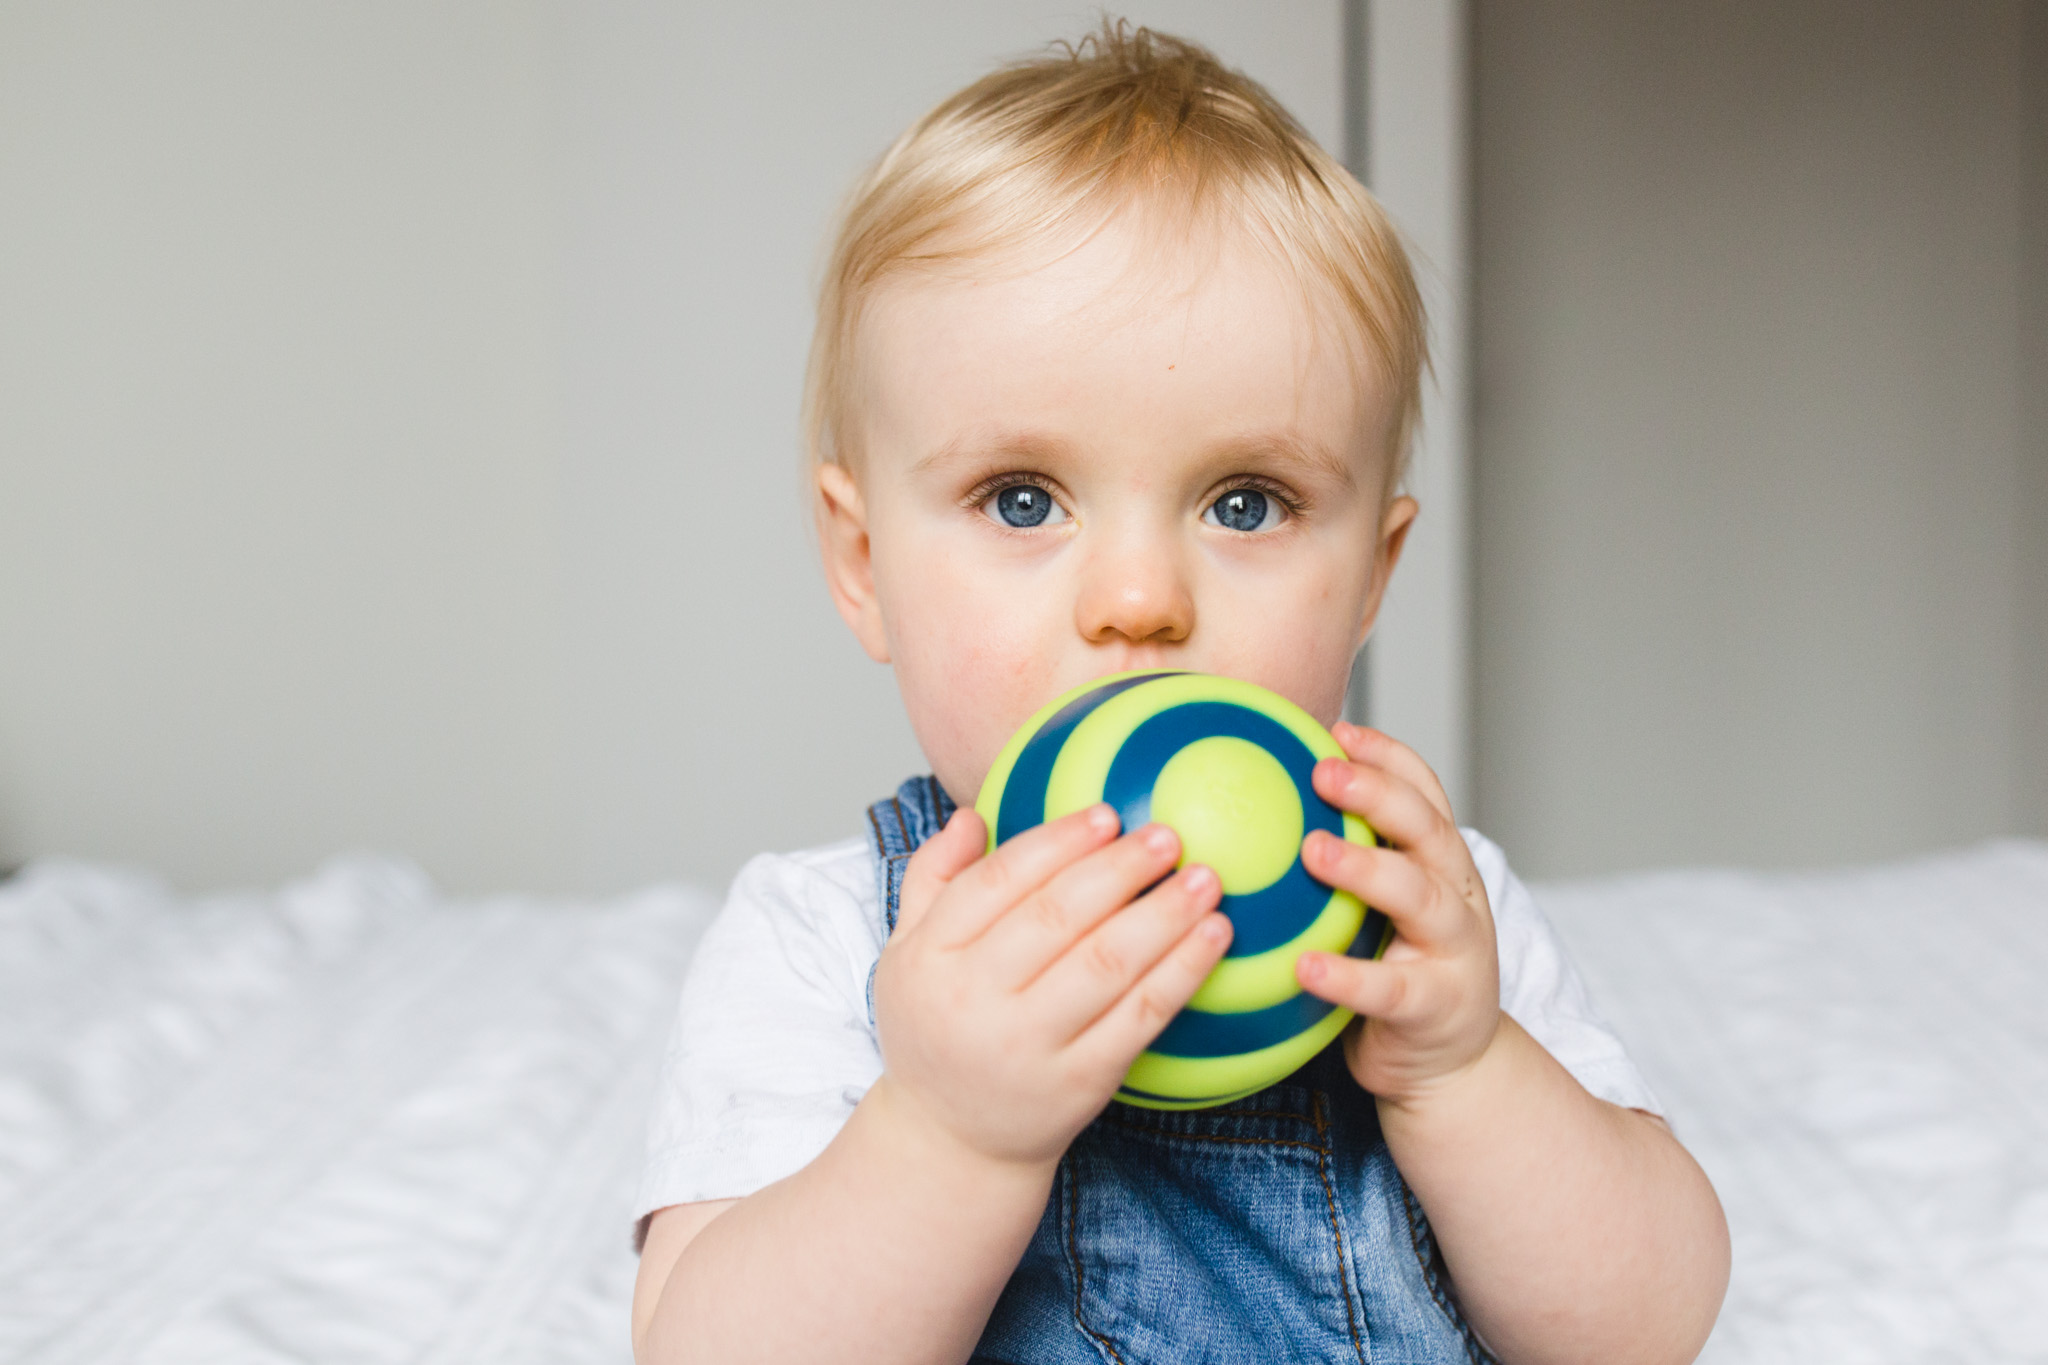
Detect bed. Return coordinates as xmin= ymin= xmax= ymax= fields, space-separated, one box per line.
xmin=3 ymin=841 xmax=2044 ymax=1362
xmin=1539 ymin=840 xmax=2048 ymax=1363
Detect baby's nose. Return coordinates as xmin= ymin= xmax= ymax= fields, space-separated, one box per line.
xmin=1074 ymin=546 xmax=1194 ymax=645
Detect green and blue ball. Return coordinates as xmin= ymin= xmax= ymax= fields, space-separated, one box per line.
xmin=974 ymin=671 xmax=1390 ymax=1110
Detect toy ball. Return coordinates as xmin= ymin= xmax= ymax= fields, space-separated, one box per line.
xmin=975 ymin=671 xmax=1389 ymax=1110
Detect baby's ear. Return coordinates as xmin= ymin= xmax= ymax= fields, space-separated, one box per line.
xmin=814 ymin=462 xmax=891 ymax=663
xmin=1354 ymin=494 xmax=1419 ymax=649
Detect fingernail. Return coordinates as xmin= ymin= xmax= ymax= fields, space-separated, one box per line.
xmin=1141 ymin=823 xmax=1178 ymax=855
xmin=1201 ymin=914 xmax=1231 ymax=943
xmin=1297 ymin=953 xmax=1325 ymax=984
xmin=1087 ymin=804 xmax=1119 ymax=834
xmin=1181 ymin=863 xmax=1217 ymax=896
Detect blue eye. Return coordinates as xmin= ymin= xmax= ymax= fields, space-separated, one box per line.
xmin=1206 ymin=487 xmax=1278 ymax=533
xmin=990 ymin=483 xmax=1063 ymax=528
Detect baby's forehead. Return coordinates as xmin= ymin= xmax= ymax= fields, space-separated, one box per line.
xmin=869 ymin=216 xmax=1370 ymax=378
xmin=854 ymin=217 xmax=1391 ymax=462
xmin=877 ymin=203 xmax=1356 ymax=337
xmin=850 ymin=304 xmax=1388 ymax=510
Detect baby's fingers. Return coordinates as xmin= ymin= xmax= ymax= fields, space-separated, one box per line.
xmin=1294 ymin=950 xmax=1434 ymax=1025
xmin=1031 ymin=864 xmax=1222 ymax=1036
xmin=894 ymin=808 xmax=988 ymax=937
xmin=1071 ymin=909 xmax=1233 ymax=1075
xmin=978 ymin=822 xmax=1186 ymax=988
xmin=1312 ymin=758 xmax=1458 ymax=867
xmin=922 ymin=804 xmax=1120 ymax=946
xmin=1301 ymin=832 xmax=1464 ymax=951
xmin=1332 ymin=722 xmax=1455 ymax=824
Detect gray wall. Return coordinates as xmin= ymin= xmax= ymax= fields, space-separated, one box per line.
xmin=1474 ymin=0 xmax=2042 ymax=875
xmin=2025 ymin=2 xmax=2048 ymax=840
xmin=1 ymin=5 xmax=572 ymax=892
xmin=0 ymin=2 xmax=1341 ymax=894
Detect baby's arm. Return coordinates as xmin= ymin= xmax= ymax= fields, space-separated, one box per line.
xmin=631 ymin=805 xmax=1231 ymax=1365
xmin=632 ymin=1081 xmax=1056 ymax=1364
xmin=1295 ymin=724 xmax=1729 ymax=1365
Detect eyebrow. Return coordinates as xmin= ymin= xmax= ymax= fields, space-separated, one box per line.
xmin=909 ymin=427 xmax=1360 ymax=490
xmin=910 ymin=430 xmax=1077 ymax=477
xmin=1203 ymin=432 xmax=1359 ymax=492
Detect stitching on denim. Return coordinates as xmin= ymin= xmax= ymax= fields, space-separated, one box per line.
xmin=1199 ymin=1107 xmax=1319 ymax=1125
xmin=881 ymin=797 xmax=913 ymax=931
xmin=885 ymin=856 xmax=912 ymax=929
xmin=1310 ymin=1092 xmax=1370 ymax=1365
xmin=1401 ymin=1181 xmax=1497 ymax=1365
xmin=1103 ymin=1105 xmax=1319 ymax=1128
xmin=1062 ymin=1158 xmax=1128 ymax=1365
xmin=866 ymin=804 xmax=892 ymax=931
xmin=1099 ymin=1113 xmax=1329 ymax=1156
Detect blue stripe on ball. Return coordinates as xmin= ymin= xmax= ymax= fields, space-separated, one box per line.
xmin=1098 ymin=701 xmax=1343 ymax=957
xmin=1149 ymin=988 xmax=1339 ymax=1058
xmin=1146 ymin=909 xmax=1388 ymax=1058
xmin=994 ymin=672 xmax=1181 ymax=845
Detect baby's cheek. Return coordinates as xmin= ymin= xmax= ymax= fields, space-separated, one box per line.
xmin=892 ymin=607 xmax=1053 ymax=796
xmin=1195 ymin=624 xmax=1354 ymax=729
xmin=1221 ymin=570 xmax=1367 ymax=725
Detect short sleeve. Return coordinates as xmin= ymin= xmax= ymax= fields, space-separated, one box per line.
xmin=634 ymin=840 xmax=886 ymax=1220
xmin=1465 ymin=828 xmax=1663 ymax=1116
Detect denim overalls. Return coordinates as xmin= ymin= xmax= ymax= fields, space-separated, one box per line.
xmin=867 ymin=777 xmax=1496 ymax=1365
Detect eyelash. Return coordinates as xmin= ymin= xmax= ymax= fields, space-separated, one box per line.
xmin=964 ymin=472 xmax=1069 ymax=530
xmin=964 ymin=472 xmax=1058 ymax=507
xmin=961 ymin=473 xmax=1307 ymax=526
xmin=1206 ymin=476 xmax=1305 ymax=527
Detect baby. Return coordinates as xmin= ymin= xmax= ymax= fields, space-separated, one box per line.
xmin=632 ymin=25 xmax=1728 ymax=1365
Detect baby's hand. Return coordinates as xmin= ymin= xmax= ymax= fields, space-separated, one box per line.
xmin=870 ymin=805 xmax=1231 ymax=1170
xmin=1294 ymin=723 xmax=1503 ymax=1108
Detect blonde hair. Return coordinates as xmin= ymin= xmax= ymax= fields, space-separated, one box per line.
xmin=804 ymin=21 xmax=1426 ymax=485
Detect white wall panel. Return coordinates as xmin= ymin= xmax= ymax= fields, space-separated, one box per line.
xmin=1358 ymin=0 xmax=1474 ymax=817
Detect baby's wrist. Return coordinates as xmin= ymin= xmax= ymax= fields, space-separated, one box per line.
xmin=1370 ymin=1007 xmax=1511 ymax=1127
xmin=861 ymin=1074 xmax=1063 ymax=1191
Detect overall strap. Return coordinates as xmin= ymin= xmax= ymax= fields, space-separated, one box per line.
xmin=864 ymin=774 xmax=958 ymax=933
xmin=863 ymin=775 xmax=958 ymax=1027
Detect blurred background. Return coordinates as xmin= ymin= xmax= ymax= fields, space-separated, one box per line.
xmin=1 ymin=0 xmax=2042 ymax=893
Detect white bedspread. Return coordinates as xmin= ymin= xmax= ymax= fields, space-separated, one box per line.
xmin=4 ymin=842 xmax=2045 ymax=1362
xmin=1536 ymin=840 xmax=2048 ymax=1364
xmin=0 ymin=857 xmax=715 ymax=1365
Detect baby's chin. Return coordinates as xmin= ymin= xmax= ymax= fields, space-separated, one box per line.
xmin=917 ymin=752 xmax=989 ymax=815
xmin=897 ymin=705 xmax=1006 ymax=811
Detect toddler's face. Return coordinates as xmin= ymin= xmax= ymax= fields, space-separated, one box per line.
xmin=817 ymin=210 xmax=1415 ymax=806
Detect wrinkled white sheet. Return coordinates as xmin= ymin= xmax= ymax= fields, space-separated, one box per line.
xmin=0 ymin=857 xmax=714 ymax=1365
xmin=1536 ymin=840 xmax=2048 ymax=1364
xmin=4 ymin=843 xmax=2044 ymax=1363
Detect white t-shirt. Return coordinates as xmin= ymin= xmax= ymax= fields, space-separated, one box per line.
xmin=635 ymin=827 xmax=1658 ymax=1220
